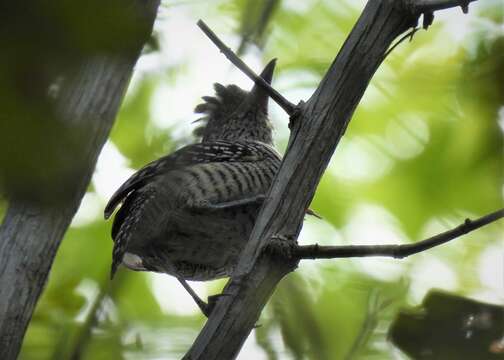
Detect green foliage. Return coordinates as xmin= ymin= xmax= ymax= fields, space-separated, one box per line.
xmin=0 ymin=0 xmax=155 ymax=204
xmin=111 ymin=78 xmax=174 ymax=169
xmin=18 ymin=1 xmax=503 ymax=359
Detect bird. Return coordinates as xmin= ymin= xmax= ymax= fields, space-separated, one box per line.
xmin=104 ymin=60 xmax=281 ymax=315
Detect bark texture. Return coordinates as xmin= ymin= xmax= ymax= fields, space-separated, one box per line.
xmin=184 ymin=0 xmax=471 ymax=358
xmin=0 ymin=1 xmax=160 ymax=358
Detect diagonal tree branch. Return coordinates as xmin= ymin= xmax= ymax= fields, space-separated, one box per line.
xmin=296 ymin=208 xmax=504 ymax=260
xmin=185 ymin=0 xmax=480 ymax=359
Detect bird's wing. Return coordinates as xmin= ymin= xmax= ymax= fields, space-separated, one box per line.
xmin=104 ymin=140 xmax=279 ymax=220
xmin=107 ymin=141 xmax=281 ymax=279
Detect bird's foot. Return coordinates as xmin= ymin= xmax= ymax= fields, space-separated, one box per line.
xmin=201 ymin=293 xmax=231 ymax=317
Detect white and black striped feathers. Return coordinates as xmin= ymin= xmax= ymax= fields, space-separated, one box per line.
xmin=193 ymin=59 xmax=276 ymax=145
xmin=105 ymin=60 xmax=280 ymax=280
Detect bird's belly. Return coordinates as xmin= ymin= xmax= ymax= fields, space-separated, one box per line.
xmin=128 ymin=205 xmax=259 ymax=281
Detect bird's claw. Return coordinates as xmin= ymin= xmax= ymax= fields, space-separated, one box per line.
xmin=201 ymin=293 xmax=231 ymax=317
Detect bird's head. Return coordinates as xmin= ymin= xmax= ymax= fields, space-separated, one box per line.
xmin=194 ymin=59 xmax=276 ymax=145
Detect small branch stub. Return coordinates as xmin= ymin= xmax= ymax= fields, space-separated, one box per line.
xmin=413 ymin=0 xmax=476 ymax=13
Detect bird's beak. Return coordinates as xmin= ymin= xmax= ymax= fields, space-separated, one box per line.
xmin=248 ymin=58 xmax=276 ymax=113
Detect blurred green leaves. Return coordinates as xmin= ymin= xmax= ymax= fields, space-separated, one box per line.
xmin=17 ymin=1 xmax=504 ymax=359
xmin=307 ymin=12 xmax=504 ymax=238
xmin=111 ymin=78 xmax=174 ymax=169
xmin=258 ymin=269 xmax=410 ymax=360
xmin=0 ymin=0 xmax=156 ymax=204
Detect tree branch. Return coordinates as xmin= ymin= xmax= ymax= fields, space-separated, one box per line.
xmin=413 ymin=0 xmax=475 ymax=13
xmin=296 ymin=208 xmax=504 ymax=260
xmin=197 ymin=20 xmax=297 ymax=116
xmin=384 ymin=27 xmax=420 ymax=59
xmin=185 ymin=0 xmax=479 ymax=359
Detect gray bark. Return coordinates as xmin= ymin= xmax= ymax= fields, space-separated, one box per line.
xmin=0 ymin=1 xmax=160 ymax=358
xmin=184 ymin=0 xmax=476 ymax=359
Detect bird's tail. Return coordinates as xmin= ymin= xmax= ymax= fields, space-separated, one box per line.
xmin=110 ymin=213 xmax=136 ymax=279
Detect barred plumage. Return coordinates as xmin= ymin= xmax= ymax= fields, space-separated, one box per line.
xmin=107 ymin=140 xmax=281 ymax=280
xmin=105 ymin=60 xmax=280 ymax=313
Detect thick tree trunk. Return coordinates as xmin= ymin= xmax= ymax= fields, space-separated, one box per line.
xmin=0 ymin=2 xmax=160 ymax=358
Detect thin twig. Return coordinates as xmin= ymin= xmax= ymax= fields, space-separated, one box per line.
xmin=383 ymin=27 xmax=419 ymax=59
xmin=197 ymin=19 xmax=296 ymax=116
xmin=295 ymin=208 xmax=504 ymax=260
